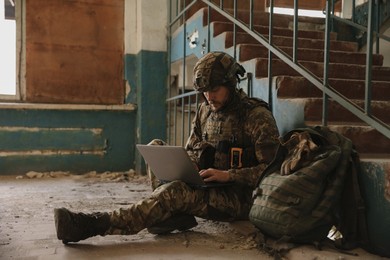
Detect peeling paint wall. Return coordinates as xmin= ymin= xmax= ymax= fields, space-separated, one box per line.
xmin=0 ymin=126 xmax=105 ymax=156
xmin=0 ymin=107 xmax=136 ymax=174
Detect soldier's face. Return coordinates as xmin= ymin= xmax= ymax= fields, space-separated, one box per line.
xmin=204 ymin=85 xmax=230 ymax=111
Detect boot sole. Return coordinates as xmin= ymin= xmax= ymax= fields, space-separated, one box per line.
xmin=54 ymin=208 xmax=78 ymax=244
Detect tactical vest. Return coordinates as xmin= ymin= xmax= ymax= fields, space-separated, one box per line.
xmin=198 ymin=91 xmax=267 ymax=170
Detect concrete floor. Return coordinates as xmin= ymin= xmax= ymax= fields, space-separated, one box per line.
xmin=0 ymin=172 xmax=387 ymax=260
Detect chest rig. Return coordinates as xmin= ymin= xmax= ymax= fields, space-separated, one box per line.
xmin=202 ymin=111 xmax=240 ymax=145
xmin=200 ymin=106 xmax=252 ymax=170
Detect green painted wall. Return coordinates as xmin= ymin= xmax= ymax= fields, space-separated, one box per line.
xmin=0 ymin=109 xmax=136 ymax=175
xmin=125 ymin=50 xmax=168 ymax=174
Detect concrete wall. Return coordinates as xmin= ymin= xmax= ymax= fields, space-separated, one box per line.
xmin=124 ymin=0 xmax=168 ymax=174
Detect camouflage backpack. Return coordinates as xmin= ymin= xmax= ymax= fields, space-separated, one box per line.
xmin=249 ymin=126 xmax=368 ymax=250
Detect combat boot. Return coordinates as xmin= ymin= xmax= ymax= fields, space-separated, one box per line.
xmin=147 ymin=214 xmax=198 ymax=235
xmin=54 ymin=207 xmax=111 ymax=244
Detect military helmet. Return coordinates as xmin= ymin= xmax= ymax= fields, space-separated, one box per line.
xmin=193 ymin=52 xmax=246 ymax=92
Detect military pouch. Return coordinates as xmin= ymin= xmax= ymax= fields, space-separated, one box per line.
xmin=230 ymin=147 xmax=243 ymax=168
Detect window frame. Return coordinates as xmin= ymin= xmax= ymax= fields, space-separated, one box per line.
xmin=0 ymin=0 xmax=22 ymax=101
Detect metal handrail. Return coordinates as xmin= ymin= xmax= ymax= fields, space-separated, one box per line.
xmin=167 ymin=0 xmax=390 ymax=143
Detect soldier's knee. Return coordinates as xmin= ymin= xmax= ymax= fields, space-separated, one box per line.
xmin=151 ymin=181 xmax=190 ymax=208
xmin=153 ymin=180 xmax=187 ymax=197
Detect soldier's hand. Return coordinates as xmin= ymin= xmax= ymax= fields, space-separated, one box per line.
xmin=199 ymin=168 xmax=231 ymax=183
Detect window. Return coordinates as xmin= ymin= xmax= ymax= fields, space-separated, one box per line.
xmin=0 ymin=0 xmax=16 ymax=97
xmin=0 ymin=0 xmax=125 ymax=104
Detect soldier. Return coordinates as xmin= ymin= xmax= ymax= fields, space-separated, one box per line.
xmin=54 ymin=51 xmax=280 ymax=244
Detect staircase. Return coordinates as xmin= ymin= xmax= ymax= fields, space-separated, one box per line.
xmin=176 ymin=6 xmax=390 ymax=157
xmin=170 ymin=4 xmax=390 ymax=257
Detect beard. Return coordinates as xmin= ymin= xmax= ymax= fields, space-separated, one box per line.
xmin=208 ymin=101 xmax=223 ymax=111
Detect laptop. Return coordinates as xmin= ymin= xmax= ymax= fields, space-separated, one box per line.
xmin=136 ymin=144 xmax=233 ymax=189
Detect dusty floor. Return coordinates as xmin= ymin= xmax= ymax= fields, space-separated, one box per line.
xmin=0 ymin=171 xmax=387 ymax=260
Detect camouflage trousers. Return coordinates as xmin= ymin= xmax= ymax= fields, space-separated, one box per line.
xmin=105 ymin=139 xmax=252 ymax=235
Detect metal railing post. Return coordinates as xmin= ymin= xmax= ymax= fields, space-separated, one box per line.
xmin=293 ymin=0 xmax=298 ymax=63
xmin=247 ymin=72 xmax=253 ymax=98
xmin=267 ymin=0 xmax=274 ymax=111
xmin=207 ymin=4 xmax=211 ymax=53
xmin=375 ymin=0 xmax=380 ymax=54
xmin=233 ymin=0 xmax=237 ymax=59
xmin=180 ymin=0 xmax=187 ymax=146
xmin=322 ymin=0 xmax=332 ymax=126
xmin=249 ymin=0 xmax=254 ymax=30
xmin=365 ymin=0 xmax=374 ymax=116
xmin=167 ymin=0 xmax=173 ymax=144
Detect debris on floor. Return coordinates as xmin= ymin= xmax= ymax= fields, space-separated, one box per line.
xmin=0 ymin=172 xmax=384 ymax=259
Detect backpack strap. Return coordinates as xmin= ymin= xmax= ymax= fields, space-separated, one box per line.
xmin=253 ymin=140 xmax=286 ymax=188
xmin=350 ymin=151 xmax=370 ymax=247
xmin=335 ymin=148 xmax=370 ymax=250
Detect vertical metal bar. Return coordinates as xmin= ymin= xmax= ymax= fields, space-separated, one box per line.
xmin=322 ymin=0 xmax=332 ymax=126
xmin=247 ymin=73 xmax=253 ymax=97
xmin=233 ymin=0 xmax=237 ymax=59
xmin=181 ymin=0 xmax=187 ymax=146
xmin=169 ymin=0 xmax=179 ymax=145
xmin=207 ymin=5 xmax=211 ymax=52
xmin=249 ymin=0 xmax=254 ymax=30
xmin=181 ymin=96 xmax=185 ymax=146
xmin=173 ymin=0 xmax=180 ymax=145
xmin=375 ymin=0 xmax=380 ymax=54
xmin=220 ymin=0 xmax=224 ymax=9
xmin=267 ymin=0 xmax=274 ymax=111
xmin=331 ymin=0 xmax=335 ymax=32
xmin=293 ymin=0 xmax=298 ymax=63
xmin=174 ymin=100 xmax=177 ymax=145
xmin=187 ymin=97 xmax=191 ymax=139
xmin=365 ymin=0 xmax=374 ymax=115
xmin=352 ymin=0 xmax=356 ymax=23
xmin=167 ymin=0 xmax=173 ymax=143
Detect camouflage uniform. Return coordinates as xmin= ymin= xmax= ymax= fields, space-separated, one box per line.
xmin=105 ymin=89 xmax=279 ymax=236
xmin=54 ymin=51 xmax=280 ymax=242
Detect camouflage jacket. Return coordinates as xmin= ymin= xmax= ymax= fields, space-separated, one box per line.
xmin=185 ymin=89 xmax=280 ymax=188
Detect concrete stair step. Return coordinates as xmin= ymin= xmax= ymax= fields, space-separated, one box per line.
xmin=212 ymin=21 xmax=337 ymax=40
xmin=276 ymin=76 xmax=390 ymax=100
xmin=255 ymin=58 xmax=390 ymax=81
xmin=224 ymin=31 xmax=358 ymax=52
xmin=203 ymin=7 xmax=326 ymax=28
xmin=305 ymin=122 xmax=390 ymax=155
xmin=238 ymin=44 xmax=384 ymax=66
xmin=303 ymin=98 xmax=390 ymax=124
